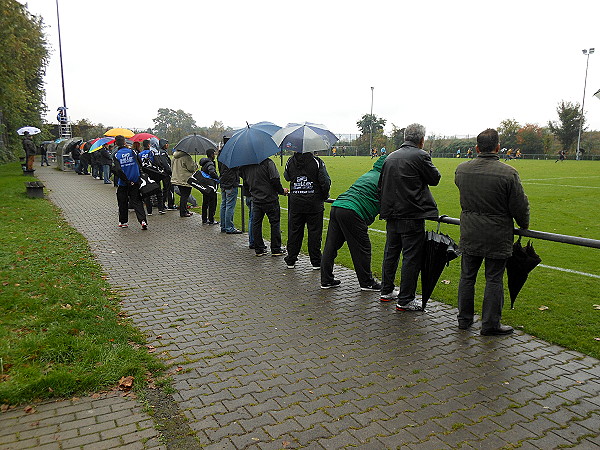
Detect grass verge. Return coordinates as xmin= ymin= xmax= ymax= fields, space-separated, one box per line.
xmin=0 ymin=162 xmax=164 ymax=405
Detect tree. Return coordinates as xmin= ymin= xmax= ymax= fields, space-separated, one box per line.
xmin=548 ymin=101 xmax=584 ymax=153
xmin=390 ymin=124 xmax=405 ymax=149
xmin=498 ymin=119 xmax=520 ymax=149
xmin=152 ymin=108 xmax=198 ymax=143
xmin=198 ymin=120 xmax=232 ymax=146
xmin=0 ymin=0 xmax=49 ymax=161
xmin=356 ymin=114 xmax=386 ymax=136
xmin=516 ymin=124 xmax=544 ymax=154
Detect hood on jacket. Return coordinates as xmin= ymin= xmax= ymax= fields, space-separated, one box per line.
xmin=199 ymin=157 xmax=211 ymax=166
xmin=172 ymin=150 xmax=189 ymax=159
xmin=372 ymin=154 xmax=387 ymax=172
xmin=149 ymin=137 xmax=160 ymax=150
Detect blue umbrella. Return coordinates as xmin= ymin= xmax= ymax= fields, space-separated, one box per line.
xmin=272 ymin=122 xmax=338 ymax=153
xmin=218 ymin=122 xmax=281 ymax=168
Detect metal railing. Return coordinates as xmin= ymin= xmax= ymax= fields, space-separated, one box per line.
xmin=238 ymin=193 xmax=600 ymax=250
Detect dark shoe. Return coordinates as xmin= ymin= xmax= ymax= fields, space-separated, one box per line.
xmin=360 ymin=280 xmax=382 ymax=291
xmin=271 ymin=248 xmax=286 ymax=256
xmin=458 ymin=319 xmax=474 ymax=330
xmin=481 ymin=325 xmax=513 ymax=336
xmin=227 ymin=229 xmax=243 ymax=234
xmin=208 ymin=221 xmax=219 ymax=225
xmin=249 ymin=244 xmax=255 ymax=249
xmin=256 ymin=250 xmax=268 ymax=257
xmin=141 ymin=221 xmax=148 ymax=230
xmin=158 ymin=210 xmax=166 ymax=215
xmin=181 ymin=213 xmax=193 ymax=217
xmin=321 ymin=280 xmax=341 ymax=289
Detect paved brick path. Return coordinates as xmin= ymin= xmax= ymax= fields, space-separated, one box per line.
xmin=2 ymin=165 xmax=599 ymax=449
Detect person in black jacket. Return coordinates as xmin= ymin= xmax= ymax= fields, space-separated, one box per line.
xmin=240 ymin=158 xmax=288 ymax=256
xmin=283 ymin=152 xmax=331 ymax=269
xmin=378 ymin=123 xmax=441 ymax=311
xmin=218 ymin=137 xmax=242 ymax=234
xmin=98 ymin=145 xmax=112 ymax=184
xmin=152 ymin=138 xmax=176 ymax=210
xmin=199 ymin=149 xmax=219 ymax=224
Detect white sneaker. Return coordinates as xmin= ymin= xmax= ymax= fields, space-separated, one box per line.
xmin=396 ymin=299 xmax=423 ymax=311
xmin=118 ymin=223 xmax=128 ymax=228
xmin=380 ymin=289 xmax=399 ymax=302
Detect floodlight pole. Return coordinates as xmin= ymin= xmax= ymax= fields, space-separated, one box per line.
xmin=576 ymin=48 xmax=594 ymax=160
xmin=56 ymin=0 xmax=67 ymax=112
xmin=369 ymin=87 xmax=374 ymax=155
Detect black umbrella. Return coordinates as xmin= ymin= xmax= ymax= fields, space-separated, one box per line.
xmin=173 ymin=134 xmax=217 ymax=155
xmin=421 ymin=222 xmax=461 ymax=309
xmin=506 ymin=237 xmax=541 ymax=308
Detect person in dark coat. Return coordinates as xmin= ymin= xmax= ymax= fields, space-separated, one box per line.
xmin=240 ymin=158 xmax=288 ymax=256
xmin=218 ymin=137 xmax=241 ymax=234
xmin=455 ymin=128 xmax=530 ymax=335
xmin=378 ymin=123 xmax=441 ymax=310
xmin=22 ymin=132 xmax=36 ymax=171
xmin=199 ymin=149 xmax=219 ymax=224
xmin=91 ymin=148 xmax=102 ymax=179
xmin=283 ymin=151 xmax=331 ymax=269
xmin=154 ymin=138 xmax=176 ymax=210
xmin=98 ymin=146 xmax=112 ymax=184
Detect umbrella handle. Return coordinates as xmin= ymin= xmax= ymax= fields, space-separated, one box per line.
xmin=436 ymin=215 xmax=449 ymax=233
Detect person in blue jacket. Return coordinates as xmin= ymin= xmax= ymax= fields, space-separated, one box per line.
xmin=112 ymin=135 xmax=148 ymax=230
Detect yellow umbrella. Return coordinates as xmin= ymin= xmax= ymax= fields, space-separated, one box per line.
xmin=104 ymin=127 xmax=134 ymax=138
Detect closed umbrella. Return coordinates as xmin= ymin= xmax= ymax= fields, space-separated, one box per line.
xmin=506 ymin=237 xmax=542 ymax=308
xmin=218 ymin=122 xmax=281 ymax=168
xmin=173 ymin=134 xmax=217 ymax=155
xmin=420 ymin=221 xmax=460 ymax=310
xmin=272 ymin=122 xmax=338 ymax=153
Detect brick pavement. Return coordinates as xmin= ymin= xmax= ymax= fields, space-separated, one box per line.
xmin=2 ymin=165 xmax=599 ymax=449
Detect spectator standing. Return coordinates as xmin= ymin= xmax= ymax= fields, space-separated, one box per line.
xmin=155 ymin=139 xmax=176 ymax=210
xmin=112 ymin=135 xmax=147 ymax=230
xmin=218 ymin=139 xmax=242 ymax=234
xmin=321 ymin=155 xmax=387 ymax=290
xmin=455 ymin=128 xmax=530 ymax=335
xmin=91 ymin=148 xmax=102 ymax=179
xmin=78 ymin=147 xmax=91 ymax=175
xmin=22 ymin=131 xmax=36 ymax=171
xmin=378 ymin=123 xmax=441 ymax=311
xmin=98 ymin=145 xmax=112 ymax=184
xmin=139 ymin=139 xmax=165 ymax=216
xmin=283 ymin=152 xmax=331 ymax=269
xmin=40 ymin=142 xmax=50 ymax=166
xmin=240 ymin=158 xmax=288 ymax=256
xmin=199 ymin=149 xmax=220 ymax=224
xmin=171 ymin=147 xmax=198 ymax=218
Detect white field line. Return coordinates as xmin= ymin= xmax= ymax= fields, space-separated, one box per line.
xmin=273 ymin=206 xmax=599 ymax=279
xmin=522 ymin=175 xmax=600 ymax=189
xmin=522 ymin=182 xmax=600 ymax=189
xmin=523 ymin=176 xmax=600 ymax=181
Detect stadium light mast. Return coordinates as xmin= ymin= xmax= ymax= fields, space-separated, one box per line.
xmin=576 ymin=48 xmax=594 ymax=160
xmin=369 ymin=87 xmax=374 ymax=155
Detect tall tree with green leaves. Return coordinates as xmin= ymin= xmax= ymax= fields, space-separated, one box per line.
xmin=152 ymin=108 xmax=198 ymax=143
xmin=516 ymin=124 xmax=544 ymax=154
xmin=356 ymin=114 xmax=386 ymax=136
xmin=548 ymin=100 xmax=584 ymax=152
xmin=0 ymin=0 xmax=49 ymax=161
xmin=498 ymin=119 xmax=520 ymax=149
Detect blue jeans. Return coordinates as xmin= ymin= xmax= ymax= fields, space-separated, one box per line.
xmin=102 ymin=165 xmax=111 ymax=183
xmin=220 ymin=187 xmax=238 ymax=232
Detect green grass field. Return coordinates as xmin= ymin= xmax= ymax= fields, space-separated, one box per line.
xmin=230 ymin=156 xmax=600 ymax=359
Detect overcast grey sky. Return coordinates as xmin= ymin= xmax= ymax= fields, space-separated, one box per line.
xmin=21 ymin=0 xmax=600 ymax=137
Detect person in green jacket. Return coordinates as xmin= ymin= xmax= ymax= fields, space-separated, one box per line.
xmin=320 ymin=155 xmax=387 ymax=290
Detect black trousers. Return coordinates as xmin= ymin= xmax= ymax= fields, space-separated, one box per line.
xmin=202 ymin=191 xmax=217 ymax=222
xmin=285 ymin=210 xmax=323 ymax=267
xmin=321 ymin=207 xmax=375 ymax=287
xmin=177 ymin=185 xmax=192 ymax=216
xmin=159 ymin=176 xmax=174 ymax=209
xmin=381 ymin=218 xmax=425 ymax=302
xmin=116 ymin=184 xmax=146 ymax=225
xmin=458 ymin=253 xmax=507 ymax=330
xmin=251 ymin=201 xmax=282 ymax=254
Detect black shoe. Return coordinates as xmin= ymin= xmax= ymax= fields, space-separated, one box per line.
xmin=256 ymin=250 xmax=268 ymax=257
xmin=249 ymin=244 xmax=255 ymax=249
xmin=271 ymin=248 xmax=286 ymax=256
xmin=458 ymin=319 xmax=474 ymax=330
xmin=481 ymin=325 xmax=513 ymax=336
xmin=208 ymin=221 xmax=219 ymax=225
xmin=360 ymin=281 xmax=382 ymax=291
xmin=227 ymin=229 xmax=243 ymax=234
xmin=321 ymin=280 xmax=341 ymax=289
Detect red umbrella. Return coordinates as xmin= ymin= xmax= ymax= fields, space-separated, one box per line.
xmin=130 ymin=132 xmax=157 ymax=142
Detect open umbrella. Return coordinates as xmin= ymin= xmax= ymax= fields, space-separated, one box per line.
xmin=218 ymin=121 xmax=281 ymax=168
xmin=272 ymin=122 xmax=338 ymax=153
xmin=130 ymin=132 xmax=157 ymax=142
xmin=17 ymin=126 xmax=41 ymax=135
xmin=104 ymin=128 xmax=134 ymax=138
xmin=420 ymin=221 xmax=460 ymax=310
xmin=173 ymin=134 xmax=217 ymax=155
xmin=90 ymin=137 xmax=115 ymax=152
xmin=506 ymin=237 xmax=542 ymax=308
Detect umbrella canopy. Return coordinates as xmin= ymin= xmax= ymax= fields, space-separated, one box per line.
xmin=420 ymin=227 xmax=460 ymax=309
xmin=104 ymin=128 xmax=134 ymax=138
xmin=90 ymin=137 xmax=115 ymax=152
xmin=506 ymin=237 xmax=542 ymax=308
xmin=272 ymin=123 xmax=338 ymax=153
xmin=17 ymin=126 xmax=41 ymax=136
xmin=173 ymin=134 xmax=217 ymax=155
xmin=218 ymin=122 xmax=281 ymax=168
xmin=130 ymin=132 xmax=157 ymax=142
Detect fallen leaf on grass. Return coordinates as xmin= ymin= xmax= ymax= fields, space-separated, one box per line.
xmin=118 ymin=376 xmax=134 ymax=391
xmin=24 ymin=406 xmax=35 ymax=414
xmin=1 ymin=404 xmax=9 ymax=412
xmin=594 ymin=337 xmax=600 ymax=341
xmin=175 ymin=366 xmax=183 ymax=372
xmin=61 ymin=304 xmax=72 ymax=310
xmin=441 ymin=280 xmax=451 ymax=284
xmin=593 ymin=305 xmax=600 ymax=310
xmin=91 ymin=393 xmax=101 ymax=399
xmin=145 ymin=345 xmax=156 ymax=353
xmin=538 ymin=305 xmax=549 ymax=311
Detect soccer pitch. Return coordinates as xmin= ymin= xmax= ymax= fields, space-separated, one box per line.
xmin=263 ymin=156 xmax=600 ymax=358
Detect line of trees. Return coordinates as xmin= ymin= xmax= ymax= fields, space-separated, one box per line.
xmin=0 ymin=0 xmax=48 ymax=162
